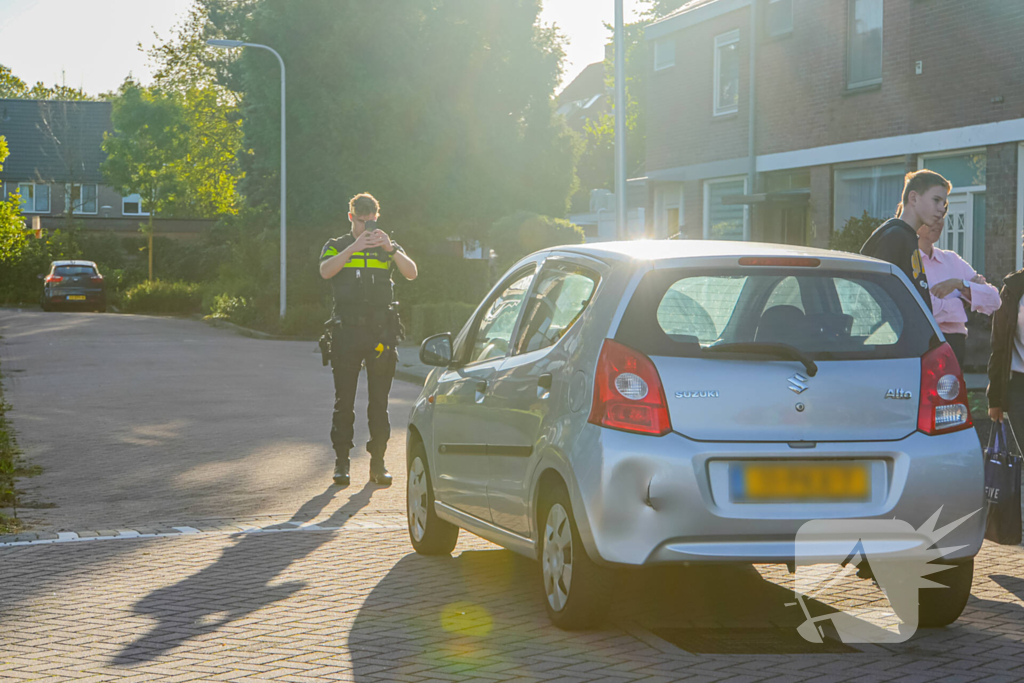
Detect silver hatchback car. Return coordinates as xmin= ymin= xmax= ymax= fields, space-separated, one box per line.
xmin=406 ymin=241 xmax=984 ymax=630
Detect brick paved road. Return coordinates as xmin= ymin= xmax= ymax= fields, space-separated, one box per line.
xmin=0 ymin=308 xmax=419 ymax=530
xmin=4 ymin=506 xmax=1024 ymax=682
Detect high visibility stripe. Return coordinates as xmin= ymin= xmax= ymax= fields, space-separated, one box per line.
xmin=322 ymin=246 xmax=339 ymax=258
xmin=342 ymin=252 xmax=389 ymax=270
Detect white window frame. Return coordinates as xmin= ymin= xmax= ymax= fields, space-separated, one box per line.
xmin=121 ymin=193 xmax=150 ymax=217
xmin=65 ymin=183 xmax=98 ymax=215
xmin=831 ymin=157 xmax=905 ymax=232
xmin=916 ymin=148 xmax=987 ymax=194
xmin=713 ymin=30 xmax=741 ymax=117
xmin=654 ymin=38 xmax=676 ymax=71
xmin=703 ymin=176 xmax=749 ymax=240
xmin=847 ymin=0 xmax=884 ymax=90
xmin=767 ymin=0 xmax=794 ymax=38
xmin=16 ymin=181 xmax=50 ymax=213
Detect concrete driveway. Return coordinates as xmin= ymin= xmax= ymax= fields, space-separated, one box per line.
xmin=0 ymin=308 xmax=420 ymax=530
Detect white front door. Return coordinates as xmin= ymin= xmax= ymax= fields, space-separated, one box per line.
xmin=941 ymin=194 xmax=973 ymax=266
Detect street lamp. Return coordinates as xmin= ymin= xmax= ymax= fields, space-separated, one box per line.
xmin=207 ymin=38 xmax=288 ymax=319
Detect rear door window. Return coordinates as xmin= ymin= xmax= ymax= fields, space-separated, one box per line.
xmin=512 ymin=264 xmax=598 ymax=355
xmin=619 ymin=267 xmax=933 ymax=360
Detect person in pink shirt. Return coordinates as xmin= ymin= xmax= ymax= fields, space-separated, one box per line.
xmin=917 ymin=218 xmax=1000 ymax=367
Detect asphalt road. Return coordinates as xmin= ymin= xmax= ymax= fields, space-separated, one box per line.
xmin=0 ymin=308 xmax=420 ymax=530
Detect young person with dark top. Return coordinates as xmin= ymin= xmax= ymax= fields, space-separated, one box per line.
xmin=861 ymin=170 xmax=951 ymax=312
xmin=987 ymin=270 xmax=1024 ymax=428
xmin=319 ymin=193 xmax=418 ymax=487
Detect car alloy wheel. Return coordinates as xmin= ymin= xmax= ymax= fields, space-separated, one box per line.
xmin=542 ymin=502 xmax=573 ymax=613
xmin=408 ymin=456 xmax=429 ymax=543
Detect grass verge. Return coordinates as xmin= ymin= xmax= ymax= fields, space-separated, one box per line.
xmin=0 ymin=357 xmax=28 ymax=534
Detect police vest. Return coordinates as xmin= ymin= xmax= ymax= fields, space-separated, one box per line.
xmin=320 ymin=234 xmax=402 ymax=320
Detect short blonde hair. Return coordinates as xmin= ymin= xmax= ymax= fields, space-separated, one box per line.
xmin=349 ymin=192 xmax=379 ymax=217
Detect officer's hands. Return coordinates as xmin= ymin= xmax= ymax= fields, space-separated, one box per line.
xmin=352 ymin=230 xmax=376 ymax=252
xmin=372 ymin=230 xmax=394 ymax=253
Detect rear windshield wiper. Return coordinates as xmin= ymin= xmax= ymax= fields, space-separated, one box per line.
xmin=702 ymin=342 xmax=818 ymax=377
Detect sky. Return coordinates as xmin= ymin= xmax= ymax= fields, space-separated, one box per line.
xmin=0 ymin=0 xmax=644 ymax=96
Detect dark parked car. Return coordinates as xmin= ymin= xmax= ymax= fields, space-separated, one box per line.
xmin=40 ymin=260 xmax=106 ymax=312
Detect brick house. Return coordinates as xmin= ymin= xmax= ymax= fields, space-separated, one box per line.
xmin=643 ymin=0 xmax=1024 ymax=281
xmin=0 ymin=98 xmax=212 ymax=239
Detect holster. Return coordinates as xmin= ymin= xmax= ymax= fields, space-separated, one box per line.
xmin=319 ymin=318 xmax=341 ymax=367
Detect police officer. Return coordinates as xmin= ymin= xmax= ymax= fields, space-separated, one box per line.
xmin=319 ymin=193 xmax=418 ymax=487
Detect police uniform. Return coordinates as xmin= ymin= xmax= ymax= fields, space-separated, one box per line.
xmin=320 ymin=233 xmax=405 ymax=486
xmin=860 ymin=217 xmax=933 ymax=312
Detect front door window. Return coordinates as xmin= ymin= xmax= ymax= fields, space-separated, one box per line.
xmin=466 ymin=271 xmax=534 ymax=365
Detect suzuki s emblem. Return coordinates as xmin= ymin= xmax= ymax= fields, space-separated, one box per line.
xmin=788 ymin=373 xmax=810 ymax=394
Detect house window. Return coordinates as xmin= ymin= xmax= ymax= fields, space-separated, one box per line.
xmin=921 ymin=152 xmax=987 ymax=189
xmin=654 ymin=38 xmax=676 ymax=71
xmin=833 ymin=163 xmax=903 ymax=232
xmin=714 ymin=30 xmax=740 ymax=116
xmin=848 ymin=0 xmax=883 ymax=89
xmin=65 ymin=183 xmax=98 ymax=214
xmin=766 ymin=0 xmax=793 ymax=37
xmin=704 ymin=178 xmax=747 ymax=241
xmin=122 ymin=193 xmax=149 ymax=216
xmin=17 ymin=182 xmax=50 ymax=213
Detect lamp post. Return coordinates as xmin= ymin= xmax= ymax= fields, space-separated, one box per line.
xmin=207 ymin=38 xmax=288 ymax=319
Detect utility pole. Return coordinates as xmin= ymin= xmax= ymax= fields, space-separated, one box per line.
xmin=614 ymin=0 xmax=627 ymax=239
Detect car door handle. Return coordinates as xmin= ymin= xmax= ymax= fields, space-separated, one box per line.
xmin=537 ymin=373 xmax=552 ymax=400
xmin=475 ymin=380 xmax=488 ymax=403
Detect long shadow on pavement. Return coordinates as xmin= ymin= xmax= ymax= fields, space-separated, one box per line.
xmin=346 ymin=549 xmax=857 ymax=679
xmin=112 ymin=483 xmax=377 ymax=665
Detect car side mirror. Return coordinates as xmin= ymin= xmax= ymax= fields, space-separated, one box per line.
xmin=420 ymin=332 xmax=453 ymax=367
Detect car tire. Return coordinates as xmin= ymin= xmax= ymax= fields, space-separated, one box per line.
xmin=407 ymin=442 xmax=459 ymax=555
xmin=916 ymin=558 xmax=974 ymax=628
xmin=539 ymin=482 xmax=613 ymax=630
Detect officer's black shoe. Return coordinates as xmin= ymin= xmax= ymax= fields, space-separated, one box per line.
xmin=333 ymin=460 xmax=350 ymax=487
xmin=369 ymin=458 xmax=392 ymax=486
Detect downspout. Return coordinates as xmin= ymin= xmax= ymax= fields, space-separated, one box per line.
xmin=745 ymin=0 xmax=758 ymax=241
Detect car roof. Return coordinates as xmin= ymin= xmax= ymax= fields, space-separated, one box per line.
xmin=51 ymin=260 xmax=98 ymax=267
xmin=554 ymin=240 xmax=890 ymax=271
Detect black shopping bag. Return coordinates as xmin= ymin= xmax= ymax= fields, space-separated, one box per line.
xmin=984 ymin=420 xmax=1022 ymax=545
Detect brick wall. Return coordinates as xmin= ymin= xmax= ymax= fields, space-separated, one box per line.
xmin=985 ymin=142 xmax=1019 ymax=282
xmin=647 ymin=0 xmax=1024 ymax=173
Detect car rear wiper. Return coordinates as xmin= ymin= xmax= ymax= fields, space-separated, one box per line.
xmin=702 ymin=342 xmax=818 ymax=377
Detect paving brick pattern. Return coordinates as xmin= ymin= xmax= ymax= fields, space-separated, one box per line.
xmin=4 ymin=511 xmax=1024 ymax=682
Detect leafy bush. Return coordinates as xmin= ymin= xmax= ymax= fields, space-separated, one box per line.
xmin=278 ymin=302 xmax=331 ymax=338
xmin=488 ymin=211 xmax=585 ymax=271
xmin=120 ymin=280 xmax=203 ymax=315
xmin=830 ymin=211 xmax=884 ymax=254
xmin=410 ymin=302 xmax=477 ymax=343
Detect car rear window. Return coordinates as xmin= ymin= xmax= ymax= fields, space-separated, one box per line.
xmin=616 ymin=267 xmax=935 ymax=361
xmin=54 ymin=265 xmax=97 ymax=276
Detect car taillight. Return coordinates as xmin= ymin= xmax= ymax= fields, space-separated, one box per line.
xmin=44 ymin=275 xmax=63 ymax=284
xmin=589 ymin=339 xmax=671 ymax=436
xmin=918 ymin=342 xmax=972 ymax=435
xmin=90 ymin=274 xmax=103 ymax=282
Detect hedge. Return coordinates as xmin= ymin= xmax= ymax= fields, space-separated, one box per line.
xmin=120 ymin=280 xmax=203 ymax=315
xmin=410 ymin=302 xmax=477 ymax=344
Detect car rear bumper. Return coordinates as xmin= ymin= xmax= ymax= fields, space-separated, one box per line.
xmin=572 ymin=426 xmax=986 ymax=566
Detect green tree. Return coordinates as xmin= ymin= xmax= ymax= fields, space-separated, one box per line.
xmin=101 ymin=82 xmax=187 ymax=279
xmin=0 ymin=137 xmax=27 ymax=265
xmin=0 ymin=65 xmax=28 ymax=98
xmin=489 ymin=211 xmax=585 ymax=271
xmin=198 ymin=0 xmax=577 ymax=302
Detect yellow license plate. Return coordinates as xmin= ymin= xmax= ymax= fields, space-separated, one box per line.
xmin=67 ymin=295 xmax=86 ymax=301
xmin=730 ymin=462 xmax=870 ymax=503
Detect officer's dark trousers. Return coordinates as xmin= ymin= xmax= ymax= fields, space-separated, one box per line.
xmin=330 ymin=327 xmax=397 ymax=464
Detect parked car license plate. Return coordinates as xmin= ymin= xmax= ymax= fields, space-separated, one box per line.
xmin=729 ymin=462 xmax=870 ymax=503
xmin=67 ymin=295 xmax=86 ymax=301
